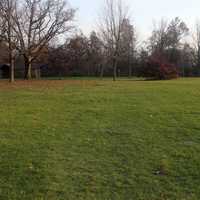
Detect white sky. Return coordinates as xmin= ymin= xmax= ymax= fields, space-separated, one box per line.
xmin=71 ymin=0 xmax=200 ymax=41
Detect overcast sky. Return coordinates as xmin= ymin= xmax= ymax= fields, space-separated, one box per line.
xmin=71 ymin=0 xmax=200 ymax=41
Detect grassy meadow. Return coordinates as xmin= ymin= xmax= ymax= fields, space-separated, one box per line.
xmin=0 ymin=78 xmax=200 ymax=199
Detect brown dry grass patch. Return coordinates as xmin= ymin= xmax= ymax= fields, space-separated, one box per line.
xmin=0 ymin=79 xmax=102 ymax=91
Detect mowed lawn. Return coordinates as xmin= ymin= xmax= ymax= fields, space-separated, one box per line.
xmin=1 ymin=78 xmax=200 ymax=200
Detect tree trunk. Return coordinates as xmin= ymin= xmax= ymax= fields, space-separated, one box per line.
xmin=128 ymin=64 xmax=132 ymax=78
xmin=87 ymin=67 xmax=90 ymax=77
xmin=27 ymin=63 xmax=32 ymax=79
xmin=100 ymin=64 xmax=104 ymax=79
xmin=38 ymin=69 xmax=41 ymax=79
xmin=7 ymin=2 xmax=15 ymax=83
xmin=24 ymin=57 xmax=32 ymax=79
xmin=35 ymin=69 xmax=41 ymax=79
xmin=9 ymin=50 xmax=15 ymax=83
xmin=113 ymin=59 xmax=117 ymax=81
xmin=182 ymin=65 xmax=185 ymax=77
xmin=197 ymin=49 xmax=200 ymax=76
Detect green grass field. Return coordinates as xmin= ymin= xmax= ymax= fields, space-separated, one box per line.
xmin=1 ymin=78 xmax=200 ymax=200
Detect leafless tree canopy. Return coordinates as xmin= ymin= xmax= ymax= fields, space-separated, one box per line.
xmin=14 ymin=0 xmax=75 ymax=79
xmin=98 ymin=0 xmax=133 ymax=80
xmin=0 ymin=0 xmax=18 ymax=82
xmin=0 ymin=0 xmax=75 ymax=80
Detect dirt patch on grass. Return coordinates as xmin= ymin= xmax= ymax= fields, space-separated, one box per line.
xmin=0 ymin=79 xmax=101 ymax=91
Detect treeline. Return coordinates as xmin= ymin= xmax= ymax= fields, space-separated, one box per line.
xmin=0 ymin=0 xmax=200 ymax=82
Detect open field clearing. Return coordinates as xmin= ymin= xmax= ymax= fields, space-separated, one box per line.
xmin=0 ymin=78 xmax=200 ymax=199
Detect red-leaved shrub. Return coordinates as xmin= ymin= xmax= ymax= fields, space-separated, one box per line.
xmin=144 ymin=57 xmax=179 ymax=80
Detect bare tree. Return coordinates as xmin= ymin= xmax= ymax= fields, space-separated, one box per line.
xmin=167 ymin=17 xmax=189 ymax=50
xmin=0 ymin=0 xmax=18 ymax=82
xmin=148 ymin=19 xmax=168 ymax=55
xmin=89 ymin=31 xmax=104 ymax=76
xmin=120 ymin=18 xmax=136 ymax=78
xmin=196 ymin=22 xmax=200 ymax=68
xmin=192 ymin=21 xmax=200 ymax=70
xmin=98 ymin=0 xmax=129 ymax=81
xmin=148 ymin=17 xmax=189 ymax=64
xmin=12 ymin=0 xmax=75 ymax=79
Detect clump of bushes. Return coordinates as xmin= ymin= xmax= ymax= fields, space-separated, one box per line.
xmin=143 ymin=56 xmax=179 ymax=80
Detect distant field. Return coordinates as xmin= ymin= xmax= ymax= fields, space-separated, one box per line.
xmin=1 ymin=78 xmax=200 ymax=199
